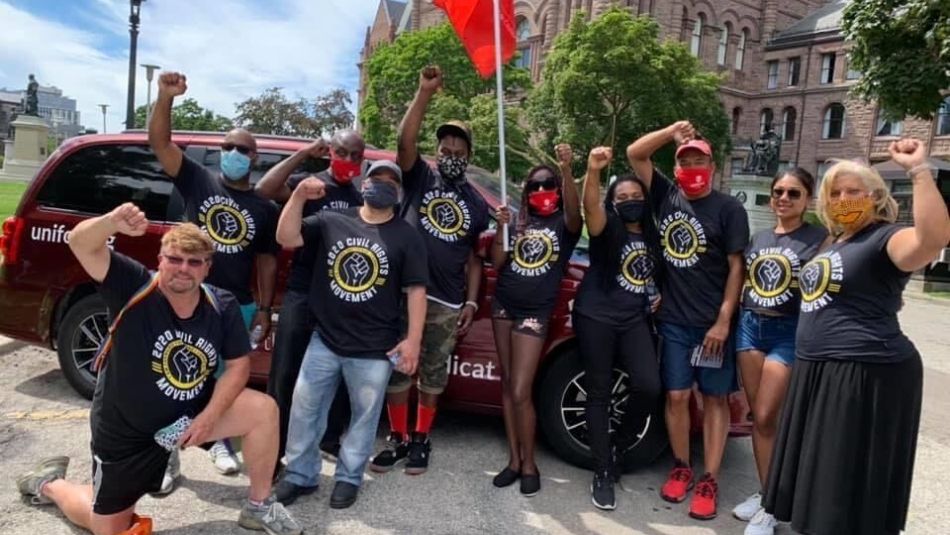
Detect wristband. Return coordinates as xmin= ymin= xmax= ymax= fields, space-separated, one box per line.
xmin=463 ymin=301 xmax=479 ymax=312
xmin=907 ymin=163 xmax=937 ymax=180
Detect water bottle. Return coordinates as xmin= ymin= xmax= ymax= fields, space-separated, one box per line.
xmin=249 ymin=325 xmax=264 ymax=350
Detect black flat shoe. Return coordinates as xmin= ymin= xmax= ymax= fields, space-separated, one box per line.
xmin=492 ymin=467 xmax=520 ymax=488
xmin=520 ymin=472 xmax=540 ymax=496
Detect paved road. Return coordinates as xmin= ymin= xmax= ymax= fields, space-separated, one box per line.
xmin=1 ymin=296 xmax=948 ymax=534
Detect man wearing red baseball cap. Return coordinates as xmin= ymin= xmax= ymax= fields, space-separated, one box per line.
xmin=626 ymin=122 xmax=749 ymax=520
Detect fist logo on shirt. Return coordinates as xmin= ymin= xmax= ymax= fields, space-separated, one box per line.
xmin=799 ymin=262 xmax=821 ymax=296
xmin=172 ymin=347 xmax=200 ymax=384
xmin=670 ymin=226 xmax=693 ymax=252
xmin=342 ymin=254 xmax=372 ymax=286
xmin=434 ymin=203 xmax=458 ymax=229
xmin=519 ymin=237 xmax=546 ymax=263
xmin=756 ymin=258 xmax=785 ymax=292
xmin=214 ymin=211 xmax=240 ymax=239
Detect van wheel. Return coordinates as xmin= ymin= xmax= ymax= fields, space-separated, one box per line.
xmin=56 ymin=295 xmax=107 ymax=400
xmin=536 ymin=347 xmax=668 ymax=471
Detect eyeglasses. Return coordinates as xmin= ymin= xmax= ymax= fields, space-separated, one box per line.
xmin=771 ymin=187 xmax=803 ymax=200
xmin=525 ymin=178 xmax=557 ymax=192
xmin=221 ymin=143 xmax=252 ymax=155
xmin=161 ymin=254 xmax=209 ymax=268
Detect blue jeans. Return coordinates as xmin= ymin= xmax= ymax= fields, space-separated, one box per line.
xmin=736 ymin=309 xmax=797 ymax=366
xmin=658 ymin=321 xmax=738 ymax=395
xmin=284 ymin=333 xmax=392 ymax=487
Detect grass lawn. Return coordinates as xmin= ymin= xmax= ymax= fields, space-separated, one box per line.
xmin=0 ymin=181 xmax=27 ymax=220
xmin=928 ymin=291 xmax=950 ymax=300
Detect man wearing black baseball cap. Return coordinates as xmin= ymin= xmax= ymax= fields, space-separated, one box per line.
xmin=370 ymin=66 xmax=490 ymax=476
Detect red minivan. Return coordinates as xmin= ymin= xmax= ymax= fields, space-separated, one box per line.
xmin=0 ymin=132 xmax=750 ymax=470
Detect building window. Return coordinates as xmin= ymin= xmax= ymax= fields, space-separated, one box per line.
xmin=822 ymin=103 xmax=846 ymax=139
xmin=937 ymin=96 xmax=950 ymax=136
xmin=876 ymin=110 xmax=903 ymax=137
xmin=766 ymin=61 xmax=779 ymax=89
xmin=735 ymin=29 xmax=748 ymax=70
xmin=782 ymin=107 xmax=797 ymax=141
xmin=731 ymin=106 xmax=742 ymax=135
xmin=845 ymin=55 xmax=861 ymax=79
xmin=820 ymin=53 xmax=836 ymax=84
xmin=760 ymin=108 xmax=774 ymax=135
xmin=717 ymin=24 xmax=730 ymax=66
xmin=515 ymin=17 xmax=531 ymax=70
xmin=690 ymin=13 xmax=705 ymax=57
xmin=817 ymin=161 xmax=833 ymax=181
xmin=787 ymin=57 xmax=801 ymax=86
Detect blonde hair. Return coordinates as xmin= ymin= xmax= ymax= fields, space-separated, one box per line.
xmin=816 ymin=159 xmax=899 ymax=233
xmin=161 ymin=223 xmax=215 ymax=257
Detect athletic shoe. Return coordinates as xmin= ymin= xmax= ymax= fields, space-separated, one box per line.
xmin=744 ymin=508 xmax=778 ymax=535
xmin=369 ymin=434 xmax=409 ymax=473
xmin=659 ymin=461 xmax=693 ymax=503
xmin=273 ymin=479 xmax=318 ymax=506
xmin=210 ymin=440 xmax=240 ymax=475
xmin=405 ymin=433 xmax=431 ymax=475
xmin=492 ymin=467 xmax=520 ymax=488
xmin=688 ymin=473 xmax=719 ymax=520
xmin=520 ymin=471 xmax=541 ymax=497
xmin=151 ymin=448 xmax=180 ymax=497
xmin=329 ymin=481 xmax=360 ymax=509
xmin=590 ymin=471 xmax=616 ymax=511
xmin=733 ymin=491 xmax=763 ymax=521
xmin=16 ymin=456 xmax=69 ymax=505
xmin=238 ymin=496 xmax=302 ymax=535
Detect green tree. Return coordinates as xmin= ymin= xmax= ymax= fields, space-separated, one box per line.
xmin=234 ymin=87 xmax=356 ymax=137
xmin=134 ymin=98 xmax=233 ymax=131
xmin=360 ymin=23 xmax=534 ymax=175
xmin=527 ymin=8 xmax=730 ymax=178
xmin=843 ymin=0 xmax=950 ymax=120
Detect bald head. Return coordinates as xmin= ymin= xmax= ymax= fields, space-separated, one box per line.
xmin=330 ymin=129 xmax=365 ymax=163
xmin=224 ymin=128 xmax=257 ymax=154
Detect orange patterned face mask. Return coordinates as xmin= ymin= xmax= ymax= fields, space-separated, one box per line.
xmin=829 ymin=196 xmax=875 ymax=231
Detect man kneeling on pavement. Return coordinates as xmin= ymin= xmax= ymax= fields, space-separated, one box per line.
xmin=16 ymin=204 xmax=301 ymax=535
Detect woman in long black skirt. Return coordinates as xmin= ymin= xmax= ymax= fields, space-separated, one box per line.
xmin=763 ymin=138 xmax=950 ymax=535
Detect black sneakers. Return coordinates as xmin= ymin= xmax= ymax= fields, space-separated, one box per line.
xmin=329 ymin=481 xmax=359 ymax=509
xmin=591 ymin=471 xmax=616 ymax=510
xmin=405 ymin=433 xmax=432 ymax=475
xmin=369 ymin=434 xmax=409 ymax=473
xmin=273 ymin=479 xmax=318 ymax=506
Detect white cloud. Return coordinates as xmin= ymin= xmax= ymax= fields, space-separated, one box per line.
xmin=0 ymin=0 xmax=380 ymax=132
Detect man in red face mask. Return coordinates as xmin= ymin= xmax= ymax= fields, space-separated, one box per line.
xmin=255 ymin=129 xmax=366 ymax=475
xmin=626 ymin=122 xmax=750 ymax=521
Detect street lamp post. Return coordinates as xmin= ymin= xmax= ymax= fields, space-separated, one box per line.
xmin=141 ymin=63 xmax=161 ymax=128
xmin=124 ymin=0 xmax=145 ymax=130
xmin=98 ymin=104 xmax=109 ymax=134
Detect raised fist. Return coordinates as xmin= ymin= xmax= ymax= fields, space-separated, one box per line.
xmin=294 ymin=177 xmax=326 ymax=200
xmin=888 ymin=137 xmax=927 ymax=171
xmin=307 ymin=138 xmax=330 ymax=159
xmin=554 ymin=144 xmax=573 ymax=167
xmin=157 ymin=72 xmax=187 ymax=98
xmin=109 ymin=203 xmax=148 ymax=236
xmin=587 ymin=146 xmax=613 ymax=171
xmin=419 ymin=66 xmax=443 ymax=94
xmin=669 ymin=121 xmax=696 ymax=145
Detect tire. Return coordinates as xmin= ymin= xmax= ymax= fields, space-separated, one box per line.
xmin=56 ymin=294 xmax=108 ymax=400
xmin=537 ymin=347 xmax=668 ymax=471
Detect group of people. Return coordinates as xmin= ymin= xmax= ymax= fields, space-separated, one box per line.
xmin=13 ymin=64 xmax=950 ymax=535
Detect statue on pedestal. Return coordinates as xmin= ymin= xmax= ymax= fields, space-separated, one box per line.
xmin=742 ymin=127 xmax=782 ymax=176
xmin=24 ymin=74 xmax=39 ymax=117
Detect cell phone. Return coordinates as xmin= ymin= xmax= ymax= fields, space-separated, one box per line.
xmin=154 ymin=415 xmax=193 ymax=452
xmin=689 ymin=344 xmax=724 ymax=369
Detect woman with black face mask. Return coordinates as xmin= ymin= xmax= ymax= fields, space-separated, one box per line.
xmin=573 ymin=147 xmax=663 ymax=510
xmin=490 ymin=144 xmax=582 ymax=497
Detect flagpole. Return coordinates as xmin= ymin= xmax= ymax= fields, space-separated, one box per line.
xmin=492 ymin=0 xmax=510 ymax=250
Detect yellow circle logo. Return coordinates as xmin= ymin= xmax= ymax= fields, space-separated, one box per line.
xmin=799 ymin=257 xmax=831 ymax=303
xmin=749 ymin=254 xmax=793 ymax=298
xmin=425 ymin=198 xmax=464 ymax=235
xmin=205 ymin=204 xmax=248 ymax=245
xmin=663 ymin=220 xmax=700 ymax=260
xmin=161 ymin=340 xmax=210 ymax=390
xmin=331 ymin=246 xmax=380 ymax=293
xmin=514 ymin=234 xmax=554 ymax=270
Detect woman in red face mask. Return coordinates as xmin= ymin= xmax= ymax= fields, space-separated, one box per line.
xmin=489 ymin=144 xmax=582 ymax=496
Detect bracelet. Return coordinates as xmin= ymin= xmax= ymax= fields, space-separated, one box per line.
xmin=464 ymin=300 xmax=479 ymax=312
xmin=906 ymin=163 xmax=937 ymax=180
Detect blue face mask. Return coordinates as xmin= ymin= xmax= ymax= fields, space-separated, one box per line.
xmin=220 ymin=149 xmax=251 ymax=181
xmin=363 ymin=179 xmax=399 ymax=209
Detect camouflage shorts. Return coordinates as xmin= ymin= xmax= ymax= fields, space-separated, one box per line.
xmin=387 ymin=300 xmax=459 ymax=395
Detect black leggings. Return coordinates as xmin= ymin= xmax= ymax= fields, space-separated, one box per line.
xmin=574 ymin=313 xmax=661 ymax=473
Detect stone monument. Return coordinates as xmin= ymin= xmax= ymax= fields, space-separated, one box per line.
xmin=726 ymin=128 xmax=785 ymax=234
xmin=0 ymin=74 xmax=49 ymax=182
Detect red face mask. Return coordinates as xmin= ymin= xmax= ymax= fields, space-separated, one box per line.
xmin=528 ymin=190 xmax=560 ymax=216
xmin=330 ymin=158 xmax=362 ymax=184
xmin=674 ymin=167 xmax=712 ymax=197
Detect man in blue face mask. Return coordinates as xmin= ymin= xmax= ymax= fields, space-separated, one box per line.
xmin=148 ymin=71 xmax=282 ymax=487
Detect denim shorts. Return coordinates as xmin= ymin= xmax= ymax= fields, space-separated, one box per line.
xmin=736 ymin=309 xmax=797 ymax=367
xmin=658 ymin=321 xmax=738 ymax=396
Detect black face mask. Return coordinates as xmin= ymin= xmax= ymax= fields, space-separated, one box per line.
xmin=363 ymin=180 xmax=399 ymax=209
xmin=614 ymin=200 xmax=645 ymax=223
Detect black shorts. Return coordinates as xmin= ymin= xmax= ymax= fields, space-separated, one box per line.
xmin=491 ymin=301 xmax=550 ymax=338
xmin=91 ymin=444 xmax=169 ymax=515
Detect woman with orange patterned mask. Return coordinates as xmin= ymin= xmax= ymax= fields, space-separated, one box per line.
xmin=761 ymin=138 xmax=950 ymax=535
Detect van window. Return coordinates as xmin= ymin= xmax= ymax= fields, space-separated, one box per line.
xmin=36 ymin=144 xmax=176 ymax=221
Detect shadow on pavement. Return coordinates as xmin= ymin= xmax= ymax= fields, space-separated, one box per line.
xmin=14 ymin=369 xmax=90 ymax=408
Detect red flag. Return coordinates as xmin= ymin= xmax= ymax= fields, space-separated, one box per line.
xmin=434 ymin=0 xmax=516 ymax=78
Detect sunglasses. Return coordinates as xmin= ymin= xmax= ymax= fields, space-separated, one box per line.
xmin=771 ymin=187 xmax=803 ymax=200
xmin=221 ymin=143 xmax=252 ymax=155
xmin=161 ymin=254 xmax=209 ymax=268
xmin=525 ymin=178 xmax=557 ymax=192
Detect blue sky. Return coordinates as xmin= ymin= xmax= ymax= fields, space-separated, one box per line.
xmin=0 ymin=0 xmax=382 ymax=132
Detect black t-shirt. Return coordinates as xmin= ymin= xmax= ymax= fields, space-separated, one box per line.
xmin=285 ymin=171 xmax=363 ymax=292
xmin=495 ymin=213 xmax=580 ymax=317
xmin=399 ymin=157 xmax=490 ymax=306
xmin=91 ymin=251 xmax=249 ymax=454
xmin=742 ymin=223 xmax=828 ymax=316
xmin=796 ymin=222 xmax=916 ymax=363
xmin=302 ymin=208 xmax=428 ymax=358
xmin=574 ymin=216 xmax=655 ymax=327
xmin=650 ymin=169 xmax=750 ymax=328
xmin=173 ymin=156 xmax=281 ymax=304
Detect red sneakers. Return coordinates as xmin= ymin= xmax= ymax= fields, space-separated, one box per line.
xmin=660 ymin=461 xmax=694 ymax=503
xmin=688 ymin=473 xmax=719 ymax=520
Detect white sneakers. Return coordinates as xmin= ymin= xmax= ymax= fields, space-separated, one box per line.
xmin=732 ymin=491 xmax=762 ymax=521
xmin=744 ymin=508 xmax=778 ymax=535
xmin=153 ymin=449 xmax=180 ymax=496
xmin=210 ymin=440 xmax=241 ymax=475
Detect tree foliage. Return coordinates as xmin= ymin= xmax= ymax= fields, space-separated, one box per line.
xmin=234 ymin=87 xmax=354 ymax=137
xmin=360 ymin=23 xmax=535 ymax=175
xmin=843 ymin=0 xmax=950 ymax=120
xmin=527 ymin=8 xmax=730 ymax=178
xmin=134 ymin=98 xmax=233 ymax=131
